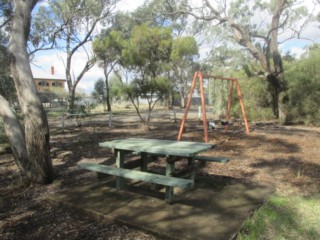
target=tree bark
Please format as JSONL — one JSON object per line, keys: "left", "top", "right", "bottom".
{"left": 180, "top": 89, "right": 186, "bottom": 108}
{"left": 103, "top": 61, "right": 112, "bottom": 112}
{"left": 0, "top": 96, "right": 31, "bottom": 179}
{"left": 6, "top": 0, "right": 54, "bottom": 184}
{"left": 268, "top": 0, "right": 288, "bottom": 123}
{"left": 178, "top": 66, "right": 186, "bottom": 108}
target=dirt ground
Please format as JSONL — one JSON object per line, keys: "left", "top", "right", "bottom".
{"left": 1, "top": 112, "right": 320, "bottom": 240}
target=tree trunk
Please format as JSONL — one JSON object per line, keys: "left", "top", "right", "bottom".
{"left": 268, "top": 0, "right": 289, "bottom": 123}
{"left": 6, "top": 0, "right": 54, "bottom": 184}
{"left": 266, "top": 73, "right": 288, "bottom": 123}
{"left": 104, "top": 65, "right": 112, "bottom": 112}
{"left": 0, "top": 96, "right": 31, "bottom": 179}
{"left": 106, "top": 84, "right": 112, "bottom": 112}
{"left": 177, "top": 66, "right": 186, "bottom": 108}
{"left": 180, "top": 90, "right": 186, "bottom": 108}
{"left": 167, "top": 91, "right": 173, "bottom": 110}
{"left": 68, "top": 86, "right": 77, "bottom": 114}
{"left": 278, "top": 91, "right": 289, "bottom": 124}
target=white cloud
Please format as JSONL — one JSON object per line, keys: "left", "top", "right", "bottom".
{"left": 116, "top": 0, "right": 145, "bottom": 12}
{"left": 289, "top": 46, "right": 307, "bottom": 58}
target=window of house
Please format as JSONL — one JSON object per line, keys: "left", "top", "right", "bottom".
{"left": 52, "top": 82, "right": 62, "bottom": 87}
{"left": 38, "top": 81, "right": 49, "bottom": 86}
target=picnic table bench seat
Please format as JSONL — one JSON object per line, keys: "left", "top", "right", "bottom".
{"left": 78, "top": 163, "right": 193, "bottom": 202}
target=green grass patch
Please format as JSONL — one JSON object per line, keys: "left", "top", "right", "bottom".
{"left": 238, "top": 194, "right": 320, "bottom": 240}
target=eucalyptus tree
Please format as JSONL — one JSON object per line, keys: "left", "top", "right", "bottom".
{"left": 40, "top": 0, "right": 120, "bottom": 113}
{"left": 91, "top": 78, "right": 106, "bottom": 110}
{"left": 170, "top": 36, "right": 198, "bottom": 108}
{"left": 110, "top": 24, "right": 172, "bottom": 126}
{"left": 172, "top": 0, "right": 317, "bottom": 123}
{"left": 93, "top": 30, "right": 126, "bottom": 111}
{"left": 132, "top": 0, "right": 190, "bottom": 34}
{"left": 131, "top": 0, "right": 200, "bottom": 109}
{"left": 0, "top": 0, "right": 54, "bottom": 184}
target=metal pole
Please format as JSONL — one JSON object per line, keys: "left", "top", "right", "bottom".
{"left": 235, "top": 78, "right": 250, "bottom": 134}
{"left": 199, "top": 72, "right": 208, "bottom": 142}
{"left": 225, "top": 80, "right": 234, "bottom": 133}
{"left": 178, "top": 71, "right": 199, "bottom": 141}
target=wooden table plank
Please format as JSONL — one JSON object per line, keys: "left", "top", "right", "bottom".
{"left": 79, "top": 163, "right": 193, "bottom": 189}
{"left": 99, "top": 138, "right": 214, "bottom": 157}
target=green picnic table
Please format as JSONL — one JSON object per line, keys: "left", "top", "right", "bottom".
{"left": 79, "top": 138, "right": 229, "bottom": 203}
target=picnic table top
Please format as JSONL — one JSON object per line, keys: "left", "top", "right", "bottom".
{"left": 99, "top": 138, "right": 214, "bottom": 157}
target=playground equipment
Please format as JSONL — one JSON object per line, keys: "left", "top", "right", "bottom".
{"left": 177, "top": 71, "right": 250, "bottom": 142}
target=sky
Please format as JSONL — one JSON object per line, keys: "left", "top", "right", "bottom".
{"left": 31, "top": 0, "right": 320, "bottom": 94}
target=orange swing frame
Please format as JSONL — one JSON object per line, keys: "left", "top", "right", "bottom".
{"left": 177, "top": 71, "right": 250, "bottom": 142}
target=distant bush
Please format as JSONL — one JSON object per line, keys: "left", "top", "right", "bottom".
{"left": 230, "top": 73, "right": 274, "bottom": 122}
{"left": 286, "top": 44, "right": 320, "bottom": 126}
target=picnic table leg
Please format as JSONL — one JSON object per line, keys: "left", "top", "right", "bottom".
{"left": 188, "top": 157, "right": 196, "bottom": 188}
{"left": 165, "top": 157, "right": 175, "bottom": 203}
{"left": 115, "top": 149, "right": 125, "bottom": 190}
{"left": 140, "top": 152, "right": 148, "bottom": 172}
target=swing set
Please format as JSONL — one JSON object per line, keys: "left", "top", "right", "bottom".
{"left": 177, "top": 71, "right": 250, "bottom": 143}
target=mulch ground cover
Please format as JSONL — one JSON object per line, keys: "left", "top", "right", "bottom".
{"left": 1, "top": 115, "right": 319, "bottom": 239}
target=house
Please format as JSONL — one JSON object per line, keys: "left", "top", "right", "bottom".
{"left": 32, "top": 66, "right": 67, "bottom": 107}
{"left": 33, "top": 66, "right": 66, "bottom": 92}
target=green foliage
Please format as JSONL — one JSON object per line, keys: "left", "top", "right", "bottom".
{"left": 237, "top": 74, "right": 274, "bottom": 121}
{"left": 91, "top": 78, "right": 105, "bottom": 104}
{"left": 122, "top": 76, "right": 170, "bottom": 102}
{"left": 286, "top": 44, "right": 320, "bottom": 125}
{"left": 121, "top": 24, "right": 172, "bottom": 74}
{"left": 208, "top": 43, "right": 320, "bottom": 124}
{"left": 168, "top": 36, "right": 199, "bottom": 108}
{"left": 207, "top": 63, "right": 274, "bottom": 121}
{"left": 132, "top": 0, "right": 189, "bottom": 33}
{"left": 208, "top": 79, "right": 230, "bottom": 119}
{"left": 30, "top": 5, "right": 57, "bottom": 51}
{"left": 92, "top": 76, "right": 124, "bottom": 104}
{"left": 108, "top": 12, "right": 136, "bottom": 38}
{"left": 109, "top": 75, "right": 124, "bottom": 101}
{"left": 170, "top": 36, "right": 198, "bottom": 61}
{"left": 93, "top": 30, "right": 125, "bottom": 63}
{"left": 68, "top": 94, "right": 96, "bottom": 115}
